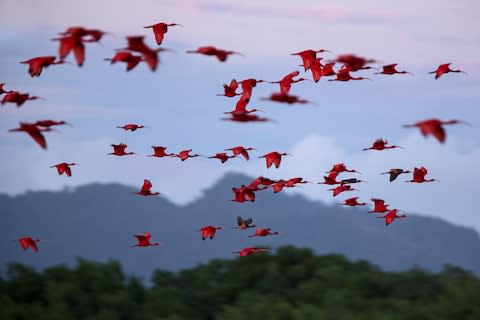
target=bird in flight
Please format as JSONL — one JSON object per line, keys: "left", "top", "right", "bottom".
{"left": 291, "top": 49, "right": 331, "bottom": 71}
{"left": 327, "top": 163, "right": 360, "bottom": 174}
{"left": 249, "top": 228, "right": 280, "bottom": 237}
{"left": 261, "top": 93, "right": 311, "bottom": 105}
{"left": 217, "top": 79, "right": 241, "bottom": 97}
{"left": 16, "top": 237, "right": 42, "bottom": 253}
{"left": 368, "top": 198, "right": 390, "bottom": 213}
{"left": 105, "top": 51, "right": 144, "bottom": 72}
{"left": 377, "top": 209, "right": 407, "bottom": 225}
{"left": 186, "top": 46, "right": 243, "bottom": 62}
{"left": 328, "top": 185, "right": 357, "bottom": 197}
{"left": 117, "top": 124, "right": 147, "bottom": 132}
{"left": 380, "top": 168, "right": 411, "bottom": 182}
{"left": 50, "top": 162, "right": 78, "bottom": 177}
{"left": 233, "top": 216, "right": 256, "bottom": 230}
{"left": 198, "top": 226, "right": 223, "bottom": 240}
{"left": 134, "top": 179, "right": 161, "bottom": 196}
{"left": 132, "top": 232, "right": 161, "bottom": 247}
{"left": 8, "top": 122, "right": 53, "bottom": 149}
{"left": 108, "top": 143, "right": 135, "bottom": 156}
{"left": 429, "top": 63, "right": 467, "bottom": 79}
{"left": 208, "top": 152, "right": 236, "bottom": 163}
{"left": 144, "top": 22, "right": 182, "bottom": 45}
{"left": 233, "top": 247, "right": 268, "bottom": 257}
{"left": 334, "top": 53, "right": 377, "bottom": 72}
{"left": 20, "top": 56, "right": 65, "bottom": 77}
{"left": 328, "top": 65, "right": 371, "bottom": 82}
{"left": 403, "top": 118, "right": 470, "bottom": 144}
{"left": 1, "top": 91, "right": 42, "bottom": 107}
{"left": 33, "top": 120, "right": 72, "bottom": 128}
{"left": 171, "top": 149, "right": 202, "bottom": 161}
{"left": 363, "top": 138, "right": 403, "bottom": 151}
{"left": 224, "top": 146, "right": 255, "bottom": 160}
{"left": 269, "top": 70, "right": 309, "bottom": 94}
{"left": 341, "top": 197, "right": 366, "bottom": 206}
{"left": 148, "top": 146, "right": 174, "bottom": 158}
{"left": 405, "top": 167, "right": 438, "bottom": 183}
{"left": 374, "top": 64, "right": 412, "bottom": 76}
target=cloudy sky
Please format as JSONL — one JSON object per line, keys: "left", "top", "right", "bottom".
{"left": 1, "top": 0, "right": 479, "bottom": 231}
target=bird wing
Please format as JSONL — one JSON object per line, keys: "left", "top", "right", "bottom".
{"left": 431, "top": 125, "right": 446, "bottom": 143}
{"left": 389, "top": 171, "right": 400, "bottom": 182}
{"left": 141, "top": 180, "right": 152, "bottom": 193}
{"left": 152, "top": 24, "right": 167, "bottom": 45}
{"left": 73, "top": 42, "right": 85, "bottom": 66}
{"left": 65, "top": 166, "right": 72, "bottom": 177}
{"left": 27, "top": 129, "right": 47, "bottom": 149}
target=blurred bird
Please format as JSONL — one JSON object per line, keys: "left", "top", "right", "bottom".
{"left": 429, "top": 63, "right": 467, "bottom": 79}
{"left": 405, "top": 167, "right": 438, "bottom": 183}
{"left": 134, "top": 179, "right": 161, "bottom": 196}
{"left": 403, "top": 118, "right": 470, "bottom": 144}
{"left": 132, "top": 232, "right": 161, "bottom": 247}
{"left": 50, "top": 162, "right": 78, "bottom": 177}
{"left": 380, "top": 168, "right": 411, "bottom": 182}
{"left": 144, "top": 22, "right": 182, "bottom": 45}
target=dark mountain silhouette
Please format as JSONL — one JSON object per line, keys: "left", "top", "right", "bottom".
{"left": 1, "top": 172, "right": 480, "bottom": 281}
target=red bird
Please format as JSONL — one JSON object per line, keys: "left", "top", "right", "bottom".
{"left": 403, "top": 118, "right": 469, "bottom": 144}
{"left": 208, "top": 152, "right": 236, "bottom": 163}
{"left": 307, "top": 58, "right": 328, "bottom": 82}
{"left": 1, "top": 91, "right": 42, "bottom": 107}
{"left": 224, "top": 95, "right": 263, "bottom": 117}
{"left": 249, "top": 228, "right": 279, "bottom": 237}
{"left": 363, "top": 138, "right": 403, "bottom": 151}
{"left": 231, "top": 185, "right": 257, "bottom": 202}
{"left": 405, "top": 167, "right": 438, "bottom": 183}
{"left": 172, "top": 149, "right": 202, "bottom": 161}
{"left": 261, "top": 93, "right": 311, "bottom": 105}
{"left": 374, "top": 64, "right": 412, "bottom": 76}
{"left": 318, "top": 171, "right": 341, "bottom": 185}
{"left": 339, "top": 178, "right": 365, "bottom": 185}
{"left": 238, "top": 78, "right": 266, "bottom": 101}
{"left": 247, "top": 176, "right": 276, "bottom": 190}
{"left": 198, "top": 226, "right": 223, "bottom": 240}
{"left": 16, "top": 237, "right": 41, "bottom": 253}
{"left": 117, "top": 124, "right": 147, "bottom": 131}
{"left": 117, "top": 36, "right": 171, "bottom": 71}
{"left": 368, "top": 198, "right": 389, "bottom": 213}
{"left": 429, "top": 63, "right": 467, "bottom": 79}
{"left": 225, "top": 146, "right": 255, "bottom": 160}
{"left": 217, "top": 79, "right": 241, "bottom": 97}
{"left": 291, "top": 49, "right": 331, "bottom": 71}
{"left": 132, "top": 232, "right": 161, "bottom": 247}
{"left": 50, "top": 162, "right": 78, "bottom": 177}
{"left": 271, "top": 180, "right": 288, "bottom": 193}
{"left": 139, "top": 47, "right": 172, "bottom": 72}
{"left": 135, "top": 179, "right": 161, "bottom": 196}
{"left": 148, "top": 146, "right": 174, "bottom": 157}
{"left": 334, "top": 54, "right": 377, "bottom": 72}
{"left": 341, "top": 197, "right": 366, "bottom": 206}
{"left": 34, "top": 120, "right": 72, "bottom": 128}
{"left": 259, "top": 151, "right": 291, "bottom": 169}
{"left": 328, "top": 66, "right": 371, "bottom": 82}
{"left": 144, "top": 22, "right": 182, "bottom": 45}
{"left": 233, "top": 247, "right": 268, "bottom": 257}
{"left": 222, "top": 113, "right": 272, "bottom": 123}
{"left": 20, "top": 56, "right": 64, "bottom": 77}
{"left": 8, "top": 122, "right": 53, "bottom": 149}
{"left": 51, "top": 35, "right": 86, "bottom": 67}
{"left": 321, "top": 62, "right": 337, "bottom": 76}
{"left": 377, "top": 209, "right": 407, "bottom": 225}
{"left": 328, "top": 163, "right": 360, "bottom": 174}
{"left": 186, "top": 46, "right": 243, "bottom": 62}
{"left": 105, "top": 51, "right": 143, "bottom": 72}
{"left": 328, "top": 185, "right": 357, "bottom": 197}
{"left": 269, "top": 70, "right": 309, "bottom": 94}
{"left": 285, "top": 177, "right": 311, "bottom": 187}
{"left": 108, "top": 143, "right": 135, "bottom": 156}
{"left": 233, "top": 216, "right": 256, "bottom": 230}
{"left": 380, "top": 168, "right": 411, "bottom": 182}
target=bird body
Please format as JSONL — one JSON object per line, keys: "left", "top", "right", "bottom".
{"left": 199, "top": 226, "right": 223, "bottom": 240}
{"left": 406, "top": 167, "right": 438, "bottom": 183}
{"left": 144, "top": 22, "right": 181, "bottom": 45}
{"left": 249, "top": 228, "right": 279, "bottom": 237}
{"left": 109, "top": 143, "right": 135, "bottom": 156}
{"left": 20, "top": 56, "right": 64, "bottom": 77}
{"left": 380, "top": 168, "right": 411, "bottom": 182}
{"left": 135, "top": 179, "right": 161, "bottom": 196}
{"left": 17, "top": 237, "right": 41, "bottom": 252}
{"left": 234, "top": 216, "right": 256, "bottom": 230}
{"left": 132, "top": 232, "right": 161, "bottom": 247}
{"left": 403, "top": 118, "right": 469, "bottom": 143}
{"left": 50, "top": 162, "right": 78, "bottom": 177}
{"left": 378, "top": 209, "right": 407, "bottom": 225}
{"left": 186, "top": 46, "right": 242, "bottom": 62}
{"left": 429, "top": 63, "right": 466, "bottom": 79}
{"left": 369, "top": 198, "right": 389, "bottom": 213}
{"left": 342, "top": 197, "right": 366, "bottom": 206}
{"left": 363, "top": 138, "right": 402, "bottom": 151}
{"left": 259, "top": 151, "right": 290, "bottom": 169}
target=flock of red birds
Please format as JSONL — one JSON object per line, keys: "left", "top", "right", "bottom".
{"left": 3, "top": 21, "right": 470, "bottom": 257}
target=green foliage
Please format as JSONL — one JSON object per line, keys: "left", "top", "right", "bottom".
{"left": 1, "top": 247, "right": 479, "bottom": 320}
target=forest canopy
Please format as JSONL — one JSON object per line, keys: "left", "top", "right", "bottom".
{"left": 1, "top": 246, "right": 479, "bottom": 320}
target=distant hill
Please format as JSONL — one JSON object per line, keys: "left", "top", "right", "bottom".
{"left": 1, "top": 172, "right": 480, "bottom": 281}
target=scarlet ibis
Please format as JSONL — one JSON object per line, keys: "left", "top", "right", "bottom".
{"left": 144, "top": 22, "right": 182, "bottom": 45}
{"left": 380, "top": 168, "right": 411, "bottom": 182}
{"left": 377, "top": 209, "right": 407, "bottom": 225}
{"left": 105, "top": 51, "right": 143, "bottom": 72}
{"left": 374, "top": 64, "right": 412, "bottom": 76}
{"left": 225, "top": 146, "right": 255, "bottom": 160}
{"left": 308, "top": 58, "right": 326, "bottom": 82}
{"left": 249, "top": 228, "right": 279, "bottom": 237}
{"left": 233, "top": 247, "right": 268, "bottom": 257}
{"left": 34, "top": 120, "right": 72, "bottom": 128}
{"left": 50, "top": 162, "right": 78, "bottom": 177}
{"left": 261, "top": 93, "right": 311, "bottom": 105}
{"left": 198, "top": 226, "right": 223, "bottom": 240}
{"left": 368, "top": 198, "right": 389, "bottom": 213}
{"left": 321, "top": 62, "right": 337, "bottom": 76}
{"left": 108, "top": 143, "right": 135, "bottom": 156}
{"left": 271, "top": 180, "right": 288, "bottom": 193}
{"left": 429, "top": 63, "right": 467, "bottom": 79}
{"left": 259, "top": 151, "right": 291, "bottom": 169}
{"left": 1, "top": 91, "right": 42, "bottom": 107}
{"left": 135, "top": 179, "right": 161, "bottom": 196}
{"left": 186, "top": 46, "right": 243, "bottom": 62}
{"left": 405, "top": 167, "right": 438, "bottom": 183}
{"left": 231, "top": 185, "right": 256, "bottom": 202}
{"left": 82, "top": 29, "right": 112, "bottom": 42}
{"left": 363, "top": 138, "right": 403, "bottom": 151}
{"left": 118, "top": 36, "right": 151, "bottom": 53}
{"left": 171, "top": 149, "right": 202, "bottom": 161}
{"left": 148, "top": 146, "right": 174, "bottom": 157}
{"left": 247, "top": 176, "right": 276, "bottom": 190}
{"left": 20, "top": 56, "right": 64, "bottom": 77}
{"left": 208, "top": 152, "right": 236, "bottom": 163}
{"left": 328, "top": 185, "right": 357, "bottom": 197}
{"left": 225, "top": 96, "right": 263, "bottom": 117}
{"left": 328, "top": 66, "right": 371, "bottom": 82}
{"left": 217, "top": 79, "right": 241, "bottom": 97}
{"left": 132, "top": 232, "right": 161, "bottom": 247}
{"left": 285, "top": 177, "right": 311, "bottom": 187}
{"left": 403, "top": 118, "right": 470, "bottom": 144}
{"left": 341, "top": 197, "right": 366, "bottom": 206}
{"left": 328, "top": 163, "right": 360, "bottom": 174}
{"left": 51, "top": 35, "right": 86, "bottom": 66}
{"left": 16, "top": 237, "right": 41, "bottom": 252}
{"left": 233, "top": 216, "right": 256, "bottom": 230}
{"left": 291, "top": 49, "right": 331, "bottom": 71}
{"left": 318, "top": 171, "right": 340, "bottom": 185}
{"left": 269, "top": 70, "right": 309, "bottom": 94}
{"left": 222, "top": 113, "right": 272, "bottom": 123}
{"left": 140, "top": 47, "right": 172, "bottom": 72}
{"left": 117, "top": 124, "right": 147, "bottom": 131}
{"left": 8, "top": 122, "right": 52, "bottom": 149}
{"left": 237, "top": 78, "right": 266, "bottom": 103}
{"left": 334, "top": 54, "right": 377, "bottom": 72}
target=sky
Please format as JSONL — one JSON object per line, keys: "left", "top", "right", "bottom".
{"left": 1, "top": 0, "right": 479, "bottom": 232}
